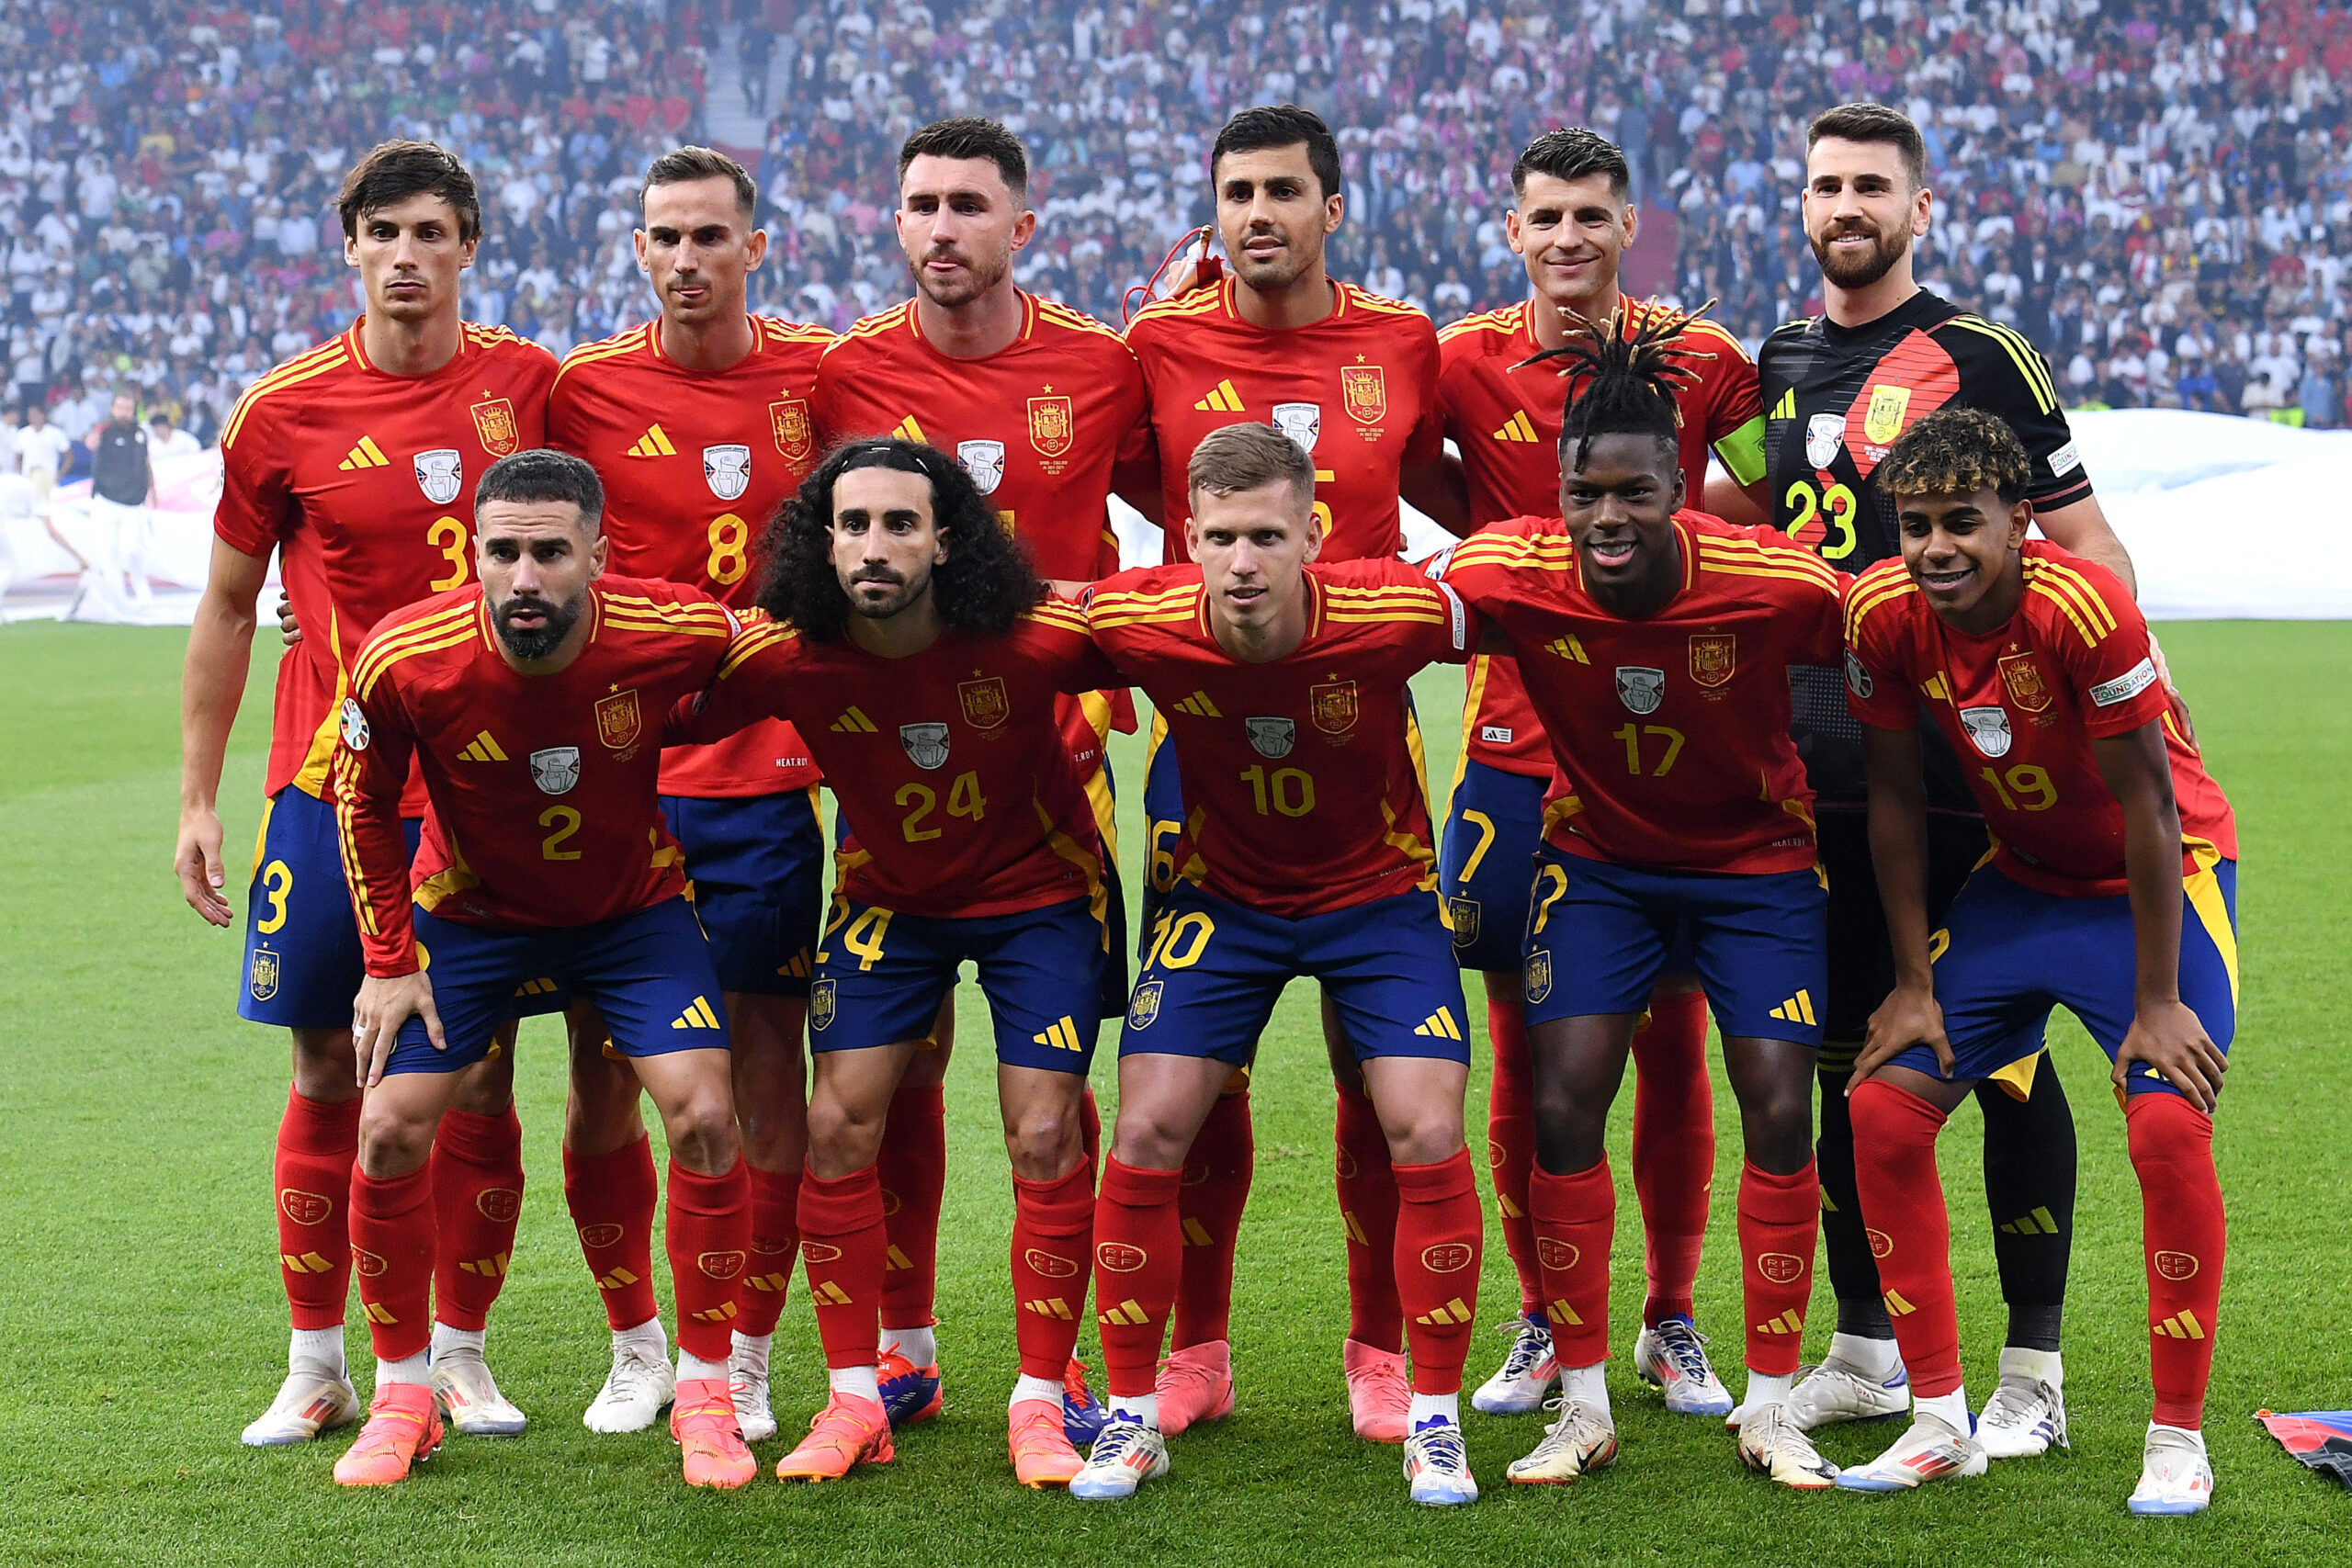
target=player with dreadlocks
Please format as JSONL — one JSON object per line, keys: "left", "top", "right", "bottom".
{"left": 1439, "top": 313, "right": 1849, "bottom": 1491}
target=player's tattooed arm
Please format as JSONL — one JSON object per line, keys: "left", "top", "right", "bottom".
{"left": 2094, "top": 721, "right": 2226, "bottom": 1112}
{"left": 1851, "top": 720, "right": 1951, "bottom": 1086}
{"left": 176, "top": 538, "right": 272, "bottom": 926}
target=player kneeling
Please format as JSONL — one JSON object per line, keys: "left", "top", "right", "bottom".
{"left": 1070, "top": 423, "right": 1487, "bottom": 1507}
{"left": 329, "top": 452, "right": 755, "bottom": 1490}
{"left": 1838, "top": 410, "right": 2236, "bottom": 1515}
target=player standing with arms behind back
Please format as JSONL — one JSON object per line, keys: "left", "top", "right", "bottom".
{"left": 1758, "top": 103, "right": 2139, "bottom": 1449}
{"left": 175, "top": 141, "right": 556, "bottom": 1449}
{"left": 1122, "top": 103, "right": 1464, "bottom": 1444}
{"left": 1434, "top": 127, "right": 1767, "bottom": 1419}
{"left": 548, "top": 145, "right": 834, "bottom": 1443}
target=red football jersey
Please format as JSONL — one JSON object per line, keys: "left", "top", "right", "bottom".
{"left": 674, "top": 601, "right": 1120, "bottom": 919}
{"left": 1441, "top": 513, "right": 1843, "bottom": 874}
{"left": 331, "top": 577, "right": 739, "bottom": 976}
{"left": 809, "top": 290, "right": 1153, "bottom": 580}
{"left": 1084, "top": 558, "right": 1474, "bottom": 918}
{"left": 1125, "top": 277, "right": 1443, "bottom": 563}
{"left": 216, "top": 320, "right": 558, "bottom": 815}
{"left": 1844, "top": 541, "right": 2236, "bottom": 897}
{"left": 1438, "top": 299, "right": 1765, "bottom": 776}
{"left": 548, "top": 315, "right": 834, "bottom": 798}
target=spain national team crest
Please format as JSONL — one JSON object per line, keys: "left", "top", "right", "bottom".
{"left": 1340, "top": 365, "right": 1387, "bottom": 424}
{"left": 1127, "top": 980, "right": 1162, "bottom": 1031}
{"left": 809, "top": 978, "right": 836, "bottom": 1032}
{"left": 248, "top": 944, "right": 280, "bottom": 1002}
{"left": 1615, "top": 666, "right": 1666, "bottom": 715}
{"left": 770, "top": 397, "right": 813, "bottom": 463}
{"left": 956, "top": 439, "right": 1006, "bottom": 496}
{"left": 279, "top": 1187, "right": 332, "bottom": 1226}
{"left": 1245, "top": 716, "right": 1295, "bottom": 758}
{"left": 1272, "top": 400, "right": 1322, "bottom": 453}
{"left": 900, "top": 722, "right": 950, "bottom": 770}
{"left": 1308, "top": 680, "right": 1358, "bottom": 735}
{"left": 1447, "top": 896, "right": 1481, "bottom": 948}
{"left": 703, "top": 444, "right": 752, "bottom": 502}
{"left": 413, "top": 448, "right": 463, "bottom": 506}
{"left": 1524, "top": 948, "right": 1553, "bottom": 1004}
{"left": 697, "top": 1250, "right": 747, "bottom": 1280}
{"left": 1027, "top": 394, "right": 1074, "bottom": 458}
{"left": 1998, "top": 652, "right": 2053, "bottom": 712}
{"left": 1863, "top": 383, "right": 1912, "bottom": 446}
{"left": 594, "top": 690, "right": 642, "bottom": 750}
{"left": 958, "top": 676, "right": 1010, "bottom": 730}
{"left": 1689, "top": 634, "right": 1736, "bottom": 689}
{"left": 529, "top": 745, "right": 581, "bottom": 795}
{"left": 1960, "top": 705, "right": 2014, "bottom": 758}
{"left": 470, "top": 398, "right": 520, "bottom": 457}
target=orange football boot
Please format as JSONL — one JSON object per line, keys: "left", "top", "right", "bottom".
{"left": 1008, "top": 1398, "right": 1084, "bottom": 1489}
{"left": 672, "top": 1377, "right": 757, "bottom": 1489}
{"left": 331, "top": 1383, "right": 443, "bottom": 1487}
{"left": 1344, "top": 1338, "right": 1411, "bottom": 1443}
{"left": 1154, "top": 1339, "right": 1236, "bottom": 1437}
{"left": 775, "top": 1390, "right": 895, "bottom": 1483}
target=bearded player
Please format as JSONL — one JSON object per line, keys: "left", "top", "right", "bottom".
{"left": 328, "top": 450, "right": 754, "bottom": 1490}
{"left": 1072, "top": 423, "right": 1484, "bottom": 1506}
{"left": 808, "top": 118, "right": 1153, "bottom": 1433}
{"left": 175, "top": 141, "right": 557, "bottom": 1448}
{"left": 548, "top": 145, "right": 835, "bottom": 1442}
{"left": 673, "top": 439, "right": 1121, "bottom": 1488}
{"left": 1440, "top": 321, "right": 1844, "bottom": 1491}
{"left": 1123, "top": 102, "right": 1465, "bottom": 1443}
{"left": 1436, "top": 128, "right": 1768, "bottom": 1419}
{"left": 1839, "top": 411, "right": 2235, "bottom": 1514}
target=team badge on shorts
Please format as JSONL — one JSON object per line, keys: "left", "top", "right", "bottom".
{"left": 1804, "top": 412, "right": 1844, "bottom": 468}
{"left": 340, "top": 697, "right": 370, "bottom": 750}
{"left": 1615, "top": 666, "right": 1665, "bottom": 715}
{"left": 1126, "top": 980, "right": 1162, "bottom": 1030}
{"left": 1998, "top": 652, "right": 2052, "bottom": 712}
{"left": 248, "top": 944, "right": 281, "bottom": 1002}
{"left": 958, "top": 677, "right": 1010, "bottom": 730}
{"left": 1689, "top": 634, "right": 1736, "bottom": 688}
{"left": 1340, "top": 366, "right": 1388, "bottom": 425}
{"left": 1272, "top": 401, "right": 1322, "bottom": 453}
{"left": 1246, "top": 716, "right": 1295, "bottom": 758}
{"left": 1027, "top": 395, "right": 1075, "bottom": 458}
{"left": 470, "top": 398, "right": 521, "bottom": 457}
{"left": 413, "top": 448, "right": 463, "bottom": 505}
{"left": 1524, "top": 949, "right": 1553, "bottom": 1003}
{"left": 899, "top": 722, "right": 950, "bottom": 770}
{"left": 1309, "top": 680, "right": 1358, "bottom": 735}
{"left": 1447, "top": 896, "right": 1481, "bottom": 948}
{"left": 770, "top": 398, "right": 814, "bottom": 463}
{"left": 1959, "top": 705, "right": 2013, "bottom": 758}
{"left": 703, "top": 444, "right": 752, "bottom": 501}
{"left": 809, "top": 979, "right": 836, "bottom": 1032}
{"left": 956, "top": 440, "right": 1006, "bottom": 496}
{"left": 594, "top": 690, "right": 642, "bottom": 750}
{"left": 529, "top": 746, "right": 582, "bottom": 795}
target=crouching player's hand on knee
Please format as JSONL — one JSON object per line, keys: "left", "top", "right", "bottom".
{"left": 354, "top": 971, "right": 444, "bottom": 1089}
{"left": 2113, "top": 1001, "right": 2225, "bottom": 1113}
{"left": 1850, "top": 983, "right": 1951, "bottom": 1089}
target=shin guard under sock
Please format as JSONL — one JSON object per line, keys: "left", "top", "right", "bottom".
{"left": 1170, "top": 1089, "right": 1252, "bottom": 1349}
{"left": 2126, "top": 1093, "right": 2225, "bottom": 1428}
{"left": 429, "top": 1104, "right": 524, "bottom": 1333}
{"left": 1849, "top": 1081, "right": 1962, "bottom": 1398}
{"left": 1484, "top": 987, "right": 1542, "bottom": 1318}
{"left": 563, "top": 1135, "right": 661, "bottom": 1330}
{"left": 735, "top": 1162, "right": 802, "bottom": 1337}
{"left": 1527, "top": 1160, "right": 1615, "bottom": 1369}
{"left": 1335, "top": 1080, "right": 1403, "bottom": 1353}
{"left": 275, "top": 1089, "right": 361, "bottom": 1331}
{"left": 1393, "top": 1150, "right": 1482, "bottom": 1394}
{"left": 1630, "top": 988, "right": 1713, "bottom": 1325}
{"left": 877, "top": 1082, "right": 946, "bottom": 1333}
{"left": 1095, "top": 1158, "right": 1184, "bottom": 1399}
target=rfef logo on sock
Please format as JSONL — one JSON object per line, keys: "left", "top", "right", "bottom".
{"left": 1420, "top": 1243, "right": 1475, "bottom": 1273}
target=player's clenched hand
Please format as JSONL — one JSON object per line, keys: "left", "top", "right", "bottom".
{"left": 353, "top": 971, "right": 443, "bottom": 1089}
{"left": 2148, "top": 632, "right": 2194, "bottom": 744}
{"left": 175, "top": 806, "right": 232, "bottom": 926}
{"left": 1849, "top": 983, "right": 1951, "bottom": 1089}
{"left": 277, "top": 591, "right": 302, "bottom": 648}
{"left": 2114, "top": 999, "right": 2226, "bottom": 1113}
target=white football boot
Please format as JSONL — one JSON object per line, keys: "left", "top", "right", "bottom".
{"left": 2127, "top": 1424, "right": 2213, "bottom": 1516}
{"left": 1976, "top": 1348, "right": 2068, "bottom": 1460}
{"left": 1837, "top": 1409, "right": 1988, "bottom": 1492}
{"left": 1505, "top": 1397, "right": 1619, "bottom": 1484}
{"left": 430, "top": 1345, "right": 528, "bottom": 1436}
{"left": 1472, "top": 1314, "right": 1558, "bottom": 1416}
{"left": 241, "top": 1365, "right": 362, "bottom": 1447}
{"left": 582, "top": 1334, "right": 676, "bottom": 1434}
{"left": 1735, "top": 1403, "right": 1841, "bottom": 1489}
{"left": 1634, "top": 1315, "right": 1734, "bottom": 1416}
{"left": 1403, "top": 1415, "right": 1479, "bottom": 1506}
{"left": 1069, "top": 1416, "right": 1170, "bottom": 1501}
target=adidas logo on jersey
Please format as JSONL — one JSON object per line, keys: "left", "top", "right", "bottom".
{"left": 831, "top": 706, "right": 878, "bottom": 734}
{"left": 1413, "top": 1007, "right": 1464, "bottom": 1040}
{"left": 337, "top": 436, "right": 390, "bottom": 470}
{"left": 1999, "top": 1206, "right": 2062, "bottom": 1236}
{"left": 627, "top": 424, "right": 678, "bottom": 457}
{"left": 1032, "top": 1016, "right": 1084, "bottom": 1053}
{"left": 892, "top": 416, "right": 926, "bottom": 443}
{"left": 457, "top": 730, "right": 508, "bottom": 762}
{"left": 1491, "top": 411, "right": 1540, "bottom": 443}
{"left": 671, "top": 997, "right": 721, "bottom": 1030}
{"left": 1770, "top": 388, "right": 1797, "bottom": 420}
{"left": 1171, "top": 691, "right": 1222, "bottom": 718}
{"left": 1768, "top": 989, "right": 1817, "bottom": 1026}
{"left": 1194, "top": 379, "right": 1244, "bottom": 413}
{"left": 1544, "top": 634, "right": 1589, "bottom": 664}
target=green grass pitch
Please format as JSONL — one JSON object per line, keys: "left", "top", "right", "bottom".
{"left": 1, "top": 620, "right": 2346, "bottom": 1565}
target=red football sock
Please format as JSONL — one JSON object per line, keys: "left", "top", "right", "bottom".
{"left": 666, "top": 1158, "right": 752, "bottom": 1363}
{"left": 1080, "top": 1087, "right": 1102, "bottom": 1178}
{"left": 275, "top": 1088, "right": 360, "bottom": 1330}
{"left": 1528, "top": 1159, "right": 1615, "bottom": 1368}
{"left": 1170, "top": 1088, "right": 1252, "bottom": 1350}
{"left": 563, "top": 1135, "right": 661, "bottom": 1331}
{"left": 1012, "top": 1164, "right": 1096, "bottom": 1379}
{"left": 1484, "top": 987, "right": 1542, "bottom": 1318}
{"left": 1849, "top": 1081, "right": 1962, "bottom": 1398}
{"left": 1736, "top": 1159, "right": 1818, "bottom": 1375}
{"left": 798, "top": 1163, "right": 888, "bottom": 1371}
{"left": 429, "top": 1105, "right": 523, "bottom": 1333}
{"left": 2127, "top": 1094, "right": 2226, "bottom": 1428}
{"left": 1094, "top": 1158, "right": 1183, "bottom": 1399}
{"left": 735, "top": 1162, "right": 802, "bottom": 1337}
{"left": 1335, "top": 1079, "right": 1404, "bottom": 1353}
{"left": 877, "top": 1082, "right": 945, "bottom": 1334}
{"left": 349, "top": 1164, "right": 435, "bottom": 1363}
{"left": 1393, "top": 1150, "right": 1483, "bottom": 1394}
{"left": 1631, "top": 988, "right": 1713, "bottom": 1325}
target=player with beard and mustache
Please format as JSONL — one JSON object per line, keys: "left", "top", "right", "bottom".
{"left": 1752, "top": 102, "right": 2138, "bottom": 1457}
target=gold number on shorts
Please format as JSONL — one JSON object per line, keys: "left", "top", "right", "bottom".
{"left": 1529, "top": 863, "right": 1570, "bottom": 936}
{"left": 538, "top": 805, "right": 582, "bottom": 861}
{"left": 426, "top": 516, "right": 469, "bottom": 591}
{"left": 839, "top": 907, "right": 893, "bottom": 972}
{"left": 1144, "top": 910, "right": 1216, "bottom": 971}
{"left": 256, "top": 859, "right": 292, "bottom": 933}
{"left": 1455, "top": 808, "right": 1498, "bottom": 884}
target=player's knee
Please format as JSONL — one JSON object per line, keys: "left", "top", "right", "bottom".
{"left": 355, "top": 1100, "right": 436, "bottom": 1179}
{"left": 1004, "top": 1100, "right": 1084, "bottom": 1180}
{"left": 448, "top": 1050, "right": 514, "bottom": 1117}
{"left": 288, "top": 1028, "right": 358, "bottom": 1101}
{"left": 804, "top": 1088, "right": 887, "bottom": 1168}
{"left": 662, "top": 1092, "right": 741, "bottom": 1173}
{"left": 1110, "top": 1101, "right": 1197, "bottom": 1172}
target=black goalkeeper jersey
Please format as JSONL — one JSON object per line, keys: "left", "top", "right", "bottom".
{"left": 1759, "top": 288, "right": 2096, "bottom": 808}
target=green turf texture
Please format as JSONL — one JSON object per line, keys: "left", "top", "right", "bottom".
{"left": 1, "top": 620, "right": 2346, "bottom": 1565}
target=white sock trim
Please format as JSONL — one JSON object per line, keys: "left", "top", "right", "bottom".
{"left": 1917, "top": 1388, "right": 1971, "bottom": 1432}
{"left": 1107, "top": 1391, "right": 1159, "bottom": 1431}
{"left": 1010, "top": 1373, "right": 1064, "bottom": 1410}
{"left": 430, "top": 1323, "right": 486, "bottom": 1359}
{"left": 1560, "top": 1360, "right": 1611, "bottom": 1418}
{"left": 1407, "top": 1392, "right": 1460, "bottom": 1430}
{"left": 880, "top": 1324, "right": 936, "bottom": 1366}
{"left": 290, "top": 1326, "right": 346, "bottom": 1374}
{"left": 1828, "top": 1331, "right": 1902, "bottom": 1380}
{"left": 678, "top": 1350, "right": 729, "bottom": 1382}
{"left": 377, "top": 1351, "right": 429, "bottom": 1387}
{"left": 829, "top": 1365, "right": 882, "bottom": 1404}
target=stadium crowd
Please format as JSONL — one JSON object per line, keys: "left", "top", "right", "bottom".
{"left": 6, "top": 0, "right": 2352, "bottom": 457}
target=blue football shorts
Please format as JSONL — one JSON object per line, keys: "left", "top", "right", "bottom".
{"left": 662, "top": 786, "right": 825, "bottom": 998}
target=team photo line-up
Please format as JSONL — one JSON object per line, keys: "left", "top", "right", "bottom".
{"left": 172, "top": 97, "right": 2234, "bottom": 1515}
